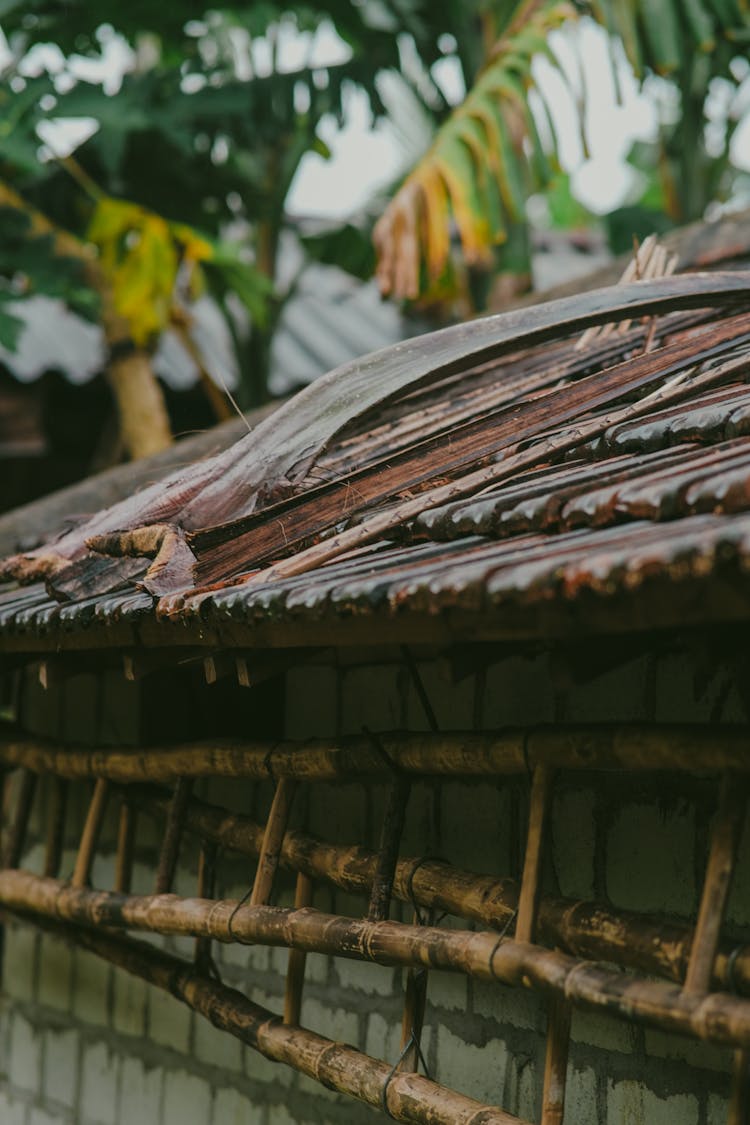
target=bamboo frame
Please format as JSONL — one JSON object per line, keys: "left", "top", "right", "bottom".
{"left": 34, "top": 915, "right": 523, "bottom": 1125}
{"left": 155, "top": 777, "right": 192, "bottom": 894}
{"left": 251, "top": 778, "right": 296, "bottom": 907}
{"left": 6, "top": 870, "right": 750, "bottom": 1051}
{"left": 684, "top": 775, "right": 746, "bottom": 995}
{"left": 72, "top": 778, "right": 109, "bottom": 888}
{"left": 283, "top": 872, "right": 312, "bottom": 1026}
{"left": 5, "top": 724, "right": 750, "bottom": 783}
{"left": 130, "top": 782, "right": 750, "bottom": 997}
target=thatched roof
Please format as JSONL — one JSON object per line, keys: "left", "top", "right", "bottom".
{"left": 3, "top": 214, "right": 750, "bottom": 654}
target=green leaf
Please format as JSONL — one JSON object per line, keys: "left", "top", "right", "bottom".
{"left": 0, "top": 301, "right": 24, "bottom": 351}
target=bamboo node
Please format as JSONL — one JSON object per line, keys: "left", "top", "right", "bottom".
{"left": 227, "top": 888, "right": 255, "bottom": 945}
{"left": 728, "top": 946, "right": 749, "bottom": 995}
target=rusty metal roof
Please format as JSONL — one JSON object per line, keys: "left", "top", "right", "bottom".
{"left": 3, "top": 249, "right": 750, "bottom": 653}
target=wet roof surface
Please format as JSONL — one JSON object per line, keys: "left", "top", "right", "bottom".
{"left": 3, "top": 252, "right": 750, "bottom": 652}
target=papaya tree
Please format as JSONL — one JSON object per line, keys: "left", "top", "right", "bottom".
{"left": 0, "top": 1, "right": 465, "bottom": 453}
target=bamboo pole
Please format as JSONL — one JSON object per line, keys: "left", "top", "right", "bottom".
{"left": 284, "top": 872, "right": 313, "bottom": 1026}
{"left": 2, "top": 769, "right": 36, "bottom": 869}
{"left": 684, "top": 775, "right": 746, "bottom": 995}
{"left": 17, "top": 910, "right": 524, "bottom": 1125}
{"left": 515, "top": 767, "right": 571, "bottom": 1125}
{"left": 155, "top": 778, "right": 193, "bottom": 895}
{"left": 251, "top": 779, "right": 297, "bottom": 907}
{"left": 516, "top": 766, "right": 553, "bottom": 943}
{"left": 368, "top": 772, "right": 411, "bottom": 922}
{"left": 195, "top": 840, "right": 218, "bottom": 974}
{"left": 115, "top": 800, "right": 136, "bottom": 894}
{"left": 8, "top": 871, "right": 750, "bottom": 1051}
{"left": 6, "top": 725, "right": 750, "bottom": 783}
{"left": 132, "top": 783, "right": 750, "bottom": 997}
{"left": 43, "top": 777, "right": 68, "bottom": 879}
{"left": 729, "top": 1049, "right": 750, "bottom": 1125}
{"left": 72, "top": 779, "right": 109, "bottom": 889}
{"left": 541, "top": 998, "right": 571, "bottom": 1125}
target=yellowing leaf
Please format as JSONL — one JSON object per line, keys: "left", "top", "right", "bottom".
{"left": 374, "top": 1, "right": 574, "bottom": 301}
{"left": 87, "top": 196, "right": 213, "bottom": 345}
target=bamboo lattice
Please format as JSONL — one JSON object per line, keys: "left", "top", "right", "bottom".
{"left": 0, "top": 723, "right": 749, "bottom": 1122}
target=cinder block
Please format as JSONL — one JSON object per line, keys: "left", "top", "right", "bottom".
{"left": 339, "top": 664, "right": 405, "bottom": 735}
{"left": 284, "top": 666, "right": 338, "bottom": 739}
{"left": 0, "top": 1088, "right": 28, "bottom": 1125}
{"left": 193, "top": 1012, "right": 243, "bottom": 1071}
{"left": 37, "top": 934, "right": 73, "bottom": 1012}
{"left": 472, "top": 981, "right": 545, "bottom": 1033}
{"left": 147, "top": 987, "right": 191, "bottom": 1054}
{"left": 306, "top": 782, "right": 367, "bottom": 848}
{"left": 72, "top": 950, "right": 111, "bottom": 1027}
{"left": 364, "top": 1011, "right": 402, "bottom": 1064}
{"left": 212, "top": 1088, "right": 261, "bottom": 1125}
{"left": 29, "top": 1109, "right": 62, "bottom": 1125}
{"left": 42, "top": 1026, "right": 79, "bottom": 1109}
{"left": 653, "top": 651, "right": 727, "bottom": 724}
{"left": 118, "top": 1057, "right": 163, "bottom": 1120}
{"left": 424, "top": 970, "right": 467, "bottom": 1014}
{"left": 9, "top": 1011, "right": 41, "bottom": 1093}
{"left": 707, "top": 1092, "right": 729, "bottom": 1123}
{"left": 606, "top": 801, "right": 696, "bottom": 915}
{"left": 606, "top": 1080, "right": 699, "bottom": 1125}
{"left": 563, "top": 656, "right": 651, "bottom": 722}
{"left": 405, "top": 661, "right": 474, "bottom": 731}
{"left": 643, "top": 1029, "right": 732, "bottom": 1074}
{"left": 572, "top": 1009, "right": 637, "bottom": 1055}
{"left": 162, "top": 1068, "right": 213, "bottom": 1125}
{"left": 551, "top": 787, "right": 596, "bottom": 899}
{"left": 439, "top": 780, "right": 510, "bottom": 875}
{"left": 112, "top": 970, "right": 147, "bottom": 1038}
{"left": 2, "top": 924, "right": 38, "bottom": 1002}
{"left": 79, "top": 1040, "right": 118, "bottom": 1125}
{"left": 563, "top": 1066, "right": 599, "bottom": 1125}
{"left": 332, "top": 957, "right": 399, "bottom": 999}
{"left": 298, "top": 998, "right": 360, "bottom": 1047}
{"left": 436, "top": 1024, "right": 508, "bottom": 1105}
{"left": 99, "top": 671, "right": 140, "bottom": 746}
{"left": 62, "top": 673, "right": 100, "bottom": 745}
{"left": 482, "top": 654, "right": 555, "bottom": 727}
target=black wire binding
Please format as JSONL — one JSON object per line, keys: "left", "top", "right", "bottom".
{"left": 380, "top": 1031, "right": 432, "bottom": 1118}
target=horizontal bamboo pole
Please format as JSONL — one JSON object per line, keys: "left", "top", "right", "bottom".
{"left": 6, "top": 869, "right": 750, "bottom": 1051}
{"left": 3, "top": 724, "right": 750, "bottom": 782}
{"left": 134, "top": 784, "right": 750, "bottom": 998}
{"left": 12, "top": 907, "right": 522, "bottom": 1125}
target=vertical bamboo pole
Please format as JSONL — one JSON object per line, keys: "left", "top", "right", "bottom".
{"left": 729, "top": 1049, "right": 750, "bottom": 1125}
{"left": 684, "top": 775, "right": 746, "bottom": 995}
{"left": 399, "top": 950, "right": 429, "bottom": 1073}
{"left": 685, "top": 774, "right": 748, "bottom": 1124}
{"left": 251, "top": 779, "right": 297, "bottom": 907}
{"left": 515, "top": 766, "right": 553, "bottom": 944}
{"left": 516, "top": 766, "right": 570, "bottom": 1125}
{"left": 115, "top": 799, "right": 136, "bottom": 894}
{"left": 368, "top": 774, "right": 411, "bottom": 923}
{"left": 195, "top": 840, "right": 218, "bottom": 974}
{"left": 283, "top": 872, "right": 313, "bottom": 1025}
{"left": 2, "top": 769, "right": 37, "bottom": 869}
{"left": 155, "top": 777, "right": 193, "bottom": 895}
{"left": 71, "top": 778, "right": 109, "bottom": 889}
{"left": 43, "top": 777, "right": 68, "bottom": 879}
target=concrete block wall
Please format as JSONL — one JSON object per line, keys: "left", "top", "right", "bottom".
{"left": 1, "top": 639, "right": 748, "bottom": 1123}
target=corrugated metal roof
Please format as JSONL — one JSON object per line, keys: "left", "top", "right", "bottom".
{"left": 3, "top": 239, "right": 750, "bottom": 653}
